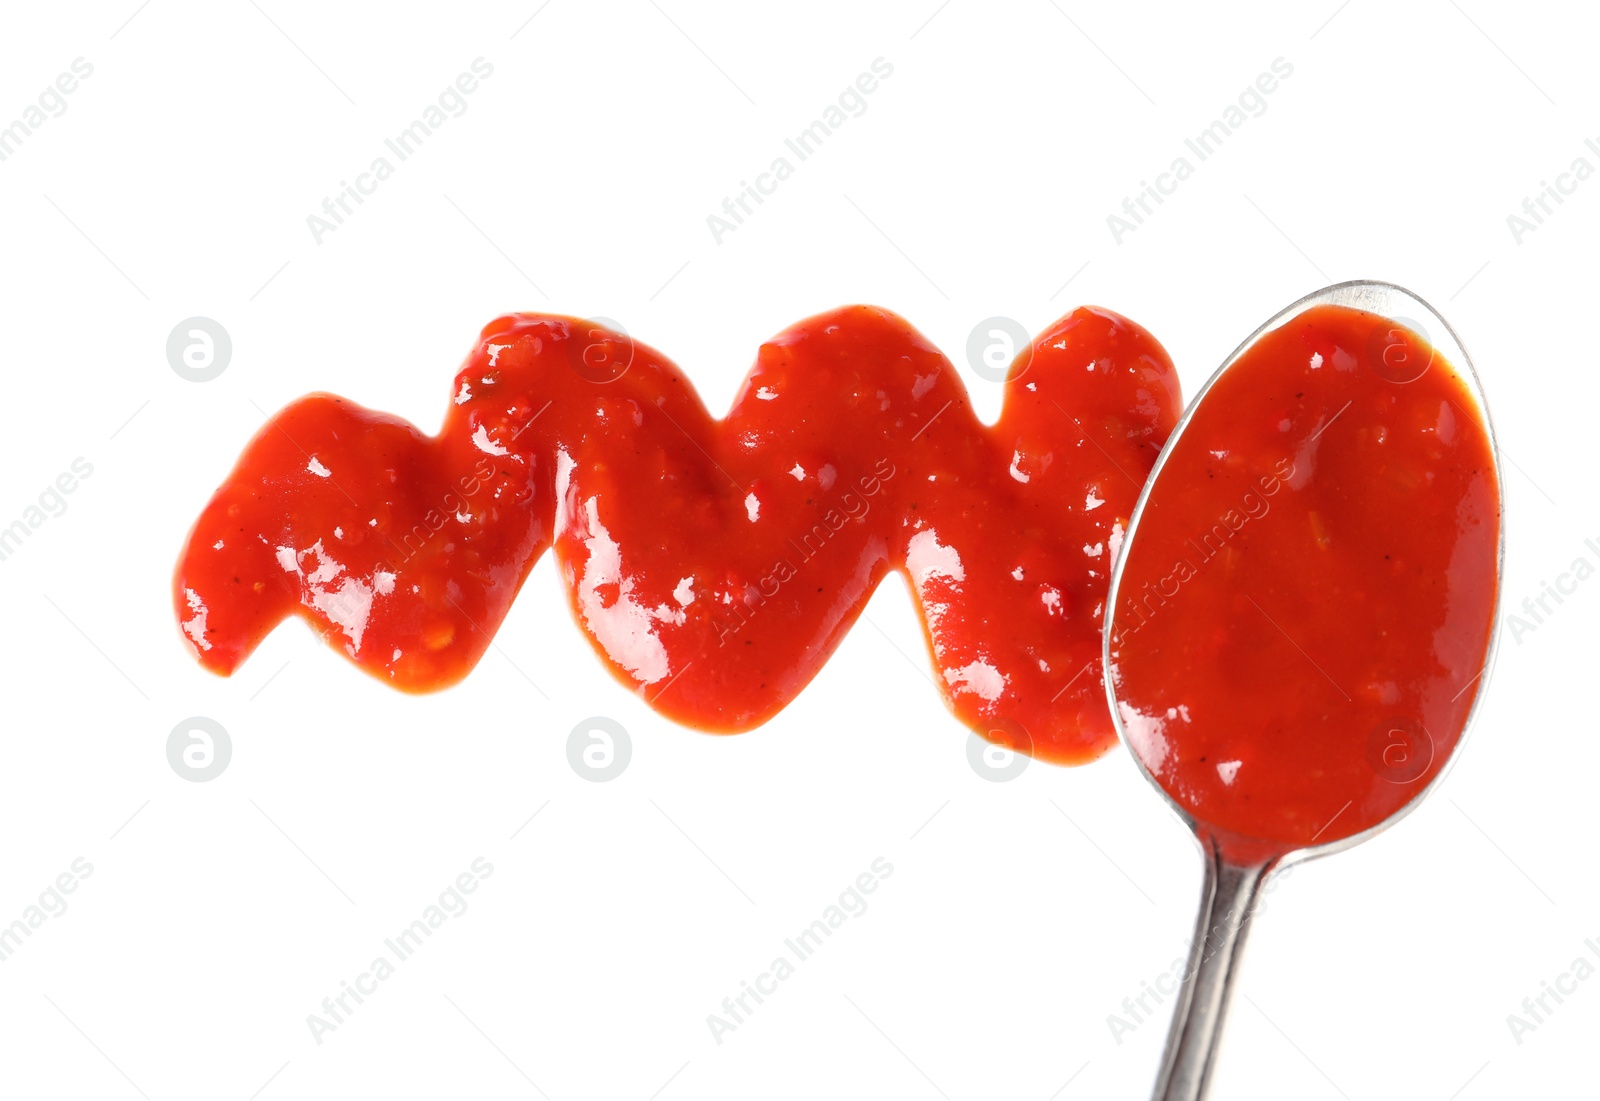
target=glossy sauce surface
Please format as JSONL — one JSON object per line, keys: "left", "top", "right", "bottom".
{"left": 175, "top": 305, "right": 1180, "bottom": 763}
{"left": 1110, "top": 304, "right": 1499, "bottom": 851}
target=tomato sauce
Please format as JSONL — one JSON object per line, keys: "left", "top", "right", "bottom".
{"left": 1109, "top": 304, "right": 1499, "bottom": 851}
{"left": 175, "top": 305, "right": 1180, "bottom": 763}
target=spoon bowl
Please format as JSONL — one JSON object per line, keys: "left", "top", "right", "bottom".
{"left": 1103, "top": 280, "right": 1504, "bottom": 1100}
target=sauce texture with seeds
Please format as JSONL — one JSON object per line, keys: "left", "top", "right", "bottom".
{"left": 175, "top": 305, "right": 1180, "bottom": 763}
{"left": 1110, "top": 304, "right": 1499, "bottom": 850}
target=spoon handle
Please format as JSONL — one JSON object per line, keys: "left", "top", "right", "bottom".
{"left": 1151, "top": 838, "right": 1276, "bottom": 1101}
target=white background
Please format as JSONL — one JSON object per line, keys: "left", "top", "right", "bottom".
{"left": 0, "top": 1, "right": 1595, "bottom": 1098}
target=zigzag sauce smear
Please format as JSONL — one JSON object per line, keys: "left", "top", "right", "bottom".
{"left": 174, "top": 305, "right": 1180, "bottom": 764}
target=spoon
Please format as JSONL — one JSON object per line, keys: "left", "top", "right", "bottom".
{"left": 1102, "top": 280, "right": 1504, "bottom": 1100}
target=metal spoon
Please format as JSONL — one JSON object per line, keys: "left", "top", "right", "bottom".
{"left": 1102, "top": 280, "right": 1505, "bottom": 1101}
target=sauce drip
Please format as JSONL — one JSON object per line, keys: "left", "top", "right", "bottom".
{"left": 1110, "top": 304, "right": 1499, "bottom": 850}
{"left": 176, "top": 305, "right": 1180, "bottom": 764}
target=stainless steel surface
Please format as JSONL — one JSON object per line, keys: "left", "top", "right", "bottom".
{"left": 1151, "top": 841, "right": 1277, "bottom": 1101}
{"left": 1102, "top": 281, "right": 1507, "bottom": 1101}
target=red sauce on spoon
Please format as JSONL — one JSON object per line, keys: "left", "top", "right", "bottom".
{"left": 175, "top": 305, "right": 1180, "bottom": 764}
{"left": 1109, "top": 304, "right": 1499, "bottom": 851}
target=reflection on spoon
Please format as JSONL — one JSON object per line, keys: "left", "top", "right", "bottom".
{"left": 1105, "top": 281, "right": 1503, "bottom": 1100}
